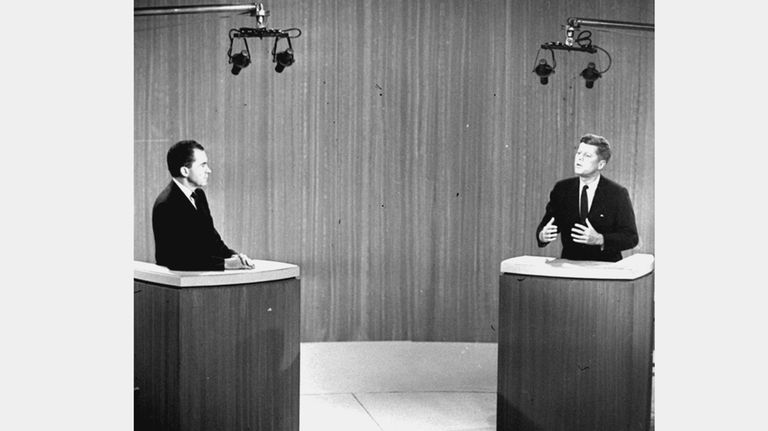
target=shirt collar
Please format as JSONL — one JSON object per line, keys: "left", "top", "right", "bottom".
{"left": 579, "top": 174, "right": 601, "bottom": 190}
{"left": 172, "top": 178, "right": 197, "bottom": 199}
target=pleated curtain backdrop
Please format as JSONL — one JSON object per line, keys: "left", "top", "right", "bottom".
{"left": 134, "top": 0, "right": 654, "bottom": 342}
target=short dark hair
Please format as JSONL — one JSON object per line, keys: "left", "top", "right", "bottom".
{"left": 579, "top": 133, "right": 611, "bottom": 162}
{"left": 167, "top": 140, "right": 205, "bottom": 177}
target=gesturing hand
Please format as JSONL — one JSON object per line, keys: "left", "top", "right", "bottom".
{"left": 571, "top": 218, "right": 604, "bottom": 245}
{"left": 539, "top": 217, "right": 559, "bottom": 243}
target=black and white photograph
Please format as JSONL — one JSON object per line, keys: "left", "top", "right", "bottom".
{"left": 2, "top": 1, "right": 766, "bottom": 430}
{"left": 133, "top": 1, "right": 655, "bottom": 429}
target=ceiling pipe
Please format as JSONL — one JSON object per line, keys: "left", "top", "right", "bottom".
{"left": 567, "top": 17, "right": 654, "bottom": 32}
{"left": 134, "top": 3, "right": 259, "bottom": 16}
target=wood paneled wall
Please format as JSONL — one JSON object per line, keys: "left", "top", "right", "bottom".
{"left": 134, "top": 0, "right": 654, "bottom": 342}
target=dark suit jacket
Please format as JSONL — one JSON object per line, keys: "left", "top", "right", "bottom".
{"left": 152, "top": 181, "right": 236, "bottom": 270}
{"left": 536, "top": 176, "right": 638, "bottom": 262}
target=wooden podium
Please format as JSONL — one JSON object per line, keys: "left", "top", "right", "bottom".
{"left": 496, "top": 254, "right": 654, "bottom": 431}
{"left": 134, "top": 260, "right": 301, "bottom": 431}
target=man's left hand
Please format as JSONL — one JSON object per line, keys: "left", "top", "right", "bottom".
{"left": 571, "top": 219, "right": 604, "bottom": 246}
{"left": 236, "top": 253, "right": 256, "bottom": 269}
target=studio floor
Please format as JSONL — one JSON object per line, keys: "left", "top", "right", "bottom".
{"left": 299, "top": 341, "right": 654, "bottom": 431}
{"left": 299, "top": 341, "right": 497, "bottom": 431}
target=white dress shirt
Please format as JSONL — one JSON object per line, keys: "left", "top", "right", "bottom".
{"left": 578, "top": 174, "right": 600, "bottom": 214}
{"left": 172, "top": 178, "right": 198, "bottom": 209}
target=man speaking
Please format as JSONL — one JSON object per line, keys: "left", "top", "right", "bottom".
{"left": 152, "top": 140, "right": 255, "bottom": 270}
{"left": 536, "top": 133, "right": 638, "bottom": 262}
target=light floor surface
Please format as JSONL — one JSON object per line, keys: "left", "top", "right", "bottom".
{"left": 299, "top": 341, "right": 497, "bottom": 431}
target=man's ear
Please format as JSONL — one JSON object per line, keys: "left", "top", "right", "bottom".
{"left": 179, "top": 166, "right": 190, "bottom": 178}
{"left": 597, "top": 159, "right": 607, "bottom": 171}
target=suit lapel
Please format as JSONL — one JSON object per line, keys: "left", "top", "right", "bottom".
{"left": 193, "top": 189, "right": 210, "bottom": 217}
{"left": 568, "top": 177, "right": 580, "bottom": 216}
{"left": 588, "top": 176, "right": 607, "bottom": 219}
{"left": 170, "top": 181, "right": 198, "bottom": 213}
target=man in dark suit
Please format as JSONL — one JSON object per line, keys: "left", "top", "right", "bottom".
{"left": 536, "top": 134, "right": 638, "bottom": 262}
{"left": 152, "top": 140, "right": 255, "bottom": 270}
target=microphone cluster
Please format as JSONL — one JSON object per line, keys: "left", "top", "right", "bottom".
{"left": 226, "top": 3, "right": 302, "bottom": 75}
{"left": 533, "top": 30, "right": 612, "bottom": 89}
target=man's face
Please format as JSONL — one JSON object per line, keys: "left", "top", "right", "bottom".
{"left": 574, "top": 143, "right": 605, "bottom": 178}
{"left": 184, "top": 149, "right": 211, "bottom": 188}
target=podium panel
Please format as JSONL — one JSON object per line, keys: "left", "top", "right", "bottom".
{"left": 497, "top": 255, "right": 654, "bottom": 431}
{"left": 134, "top": 261, "right": 301, "bottom": 431}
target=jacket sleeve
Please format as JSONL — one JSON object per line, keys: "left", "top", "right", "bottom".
{"left": 196, "top": 191, "right": 237, "bottom": 260}
{"left": 153, "top": 200, "right": 230, "bottom": 271}
{"left": 205, "top": 213, "right": 237, "bottom": 259}
{"left": 601, "top": 187, "right": 639, "bottom": 253}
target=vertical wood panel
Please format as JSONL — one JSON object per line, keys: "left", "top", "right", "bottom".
{"left": 134, "top": 281, "right": 180, "bottom": 430}
{"left": 497, "top": 273, "right": 653, "bottom": 430}
{"left": 179, "top": 280, "right": 300, "bottom": 431}
{"left": 134, "top": 278, "right": 300, "bottom": 431}
{"left": 135, "top": 0, "right": 654, "bottom": 342}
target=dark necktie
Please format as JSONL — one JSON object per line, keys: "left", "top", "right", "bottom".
{"left": 580, "top": 185, "right": 589, "bottom": 221}
{"left": 190, "top": 190, "right": 198, "bottom": 209}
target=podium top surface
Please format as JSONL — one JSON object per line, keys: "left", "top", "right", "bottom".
{"left": 134, "top": 260, "right": 300, "bottom": 287}
{"left": 500, "top": 253, "right": 654, "bottom": 280}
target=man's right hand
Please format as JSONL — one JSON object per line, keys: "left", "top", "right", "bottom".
{"left": 539, "top": 217, "right": 559, "bottom": 243}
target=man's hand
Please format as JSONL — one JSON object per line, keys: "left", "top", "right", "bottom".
{"left": 571, "top": 218, "right": 604, "bottom": 246}
{"left": 539, "top": 217, "right": 559, "bottom": 243}
{"left": 224, "top": 254, "right": 256, "bottom": 270}
{"left": 236, "top": 253, "right": 256, "bottom": 268}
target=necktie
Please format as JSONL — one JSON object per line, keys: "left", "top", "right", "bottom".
{"left": 580, "top": 185, "right": 589, "bottom": 221}
{"left": 190, "top": 190, "right": 198, "bottom": 209}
